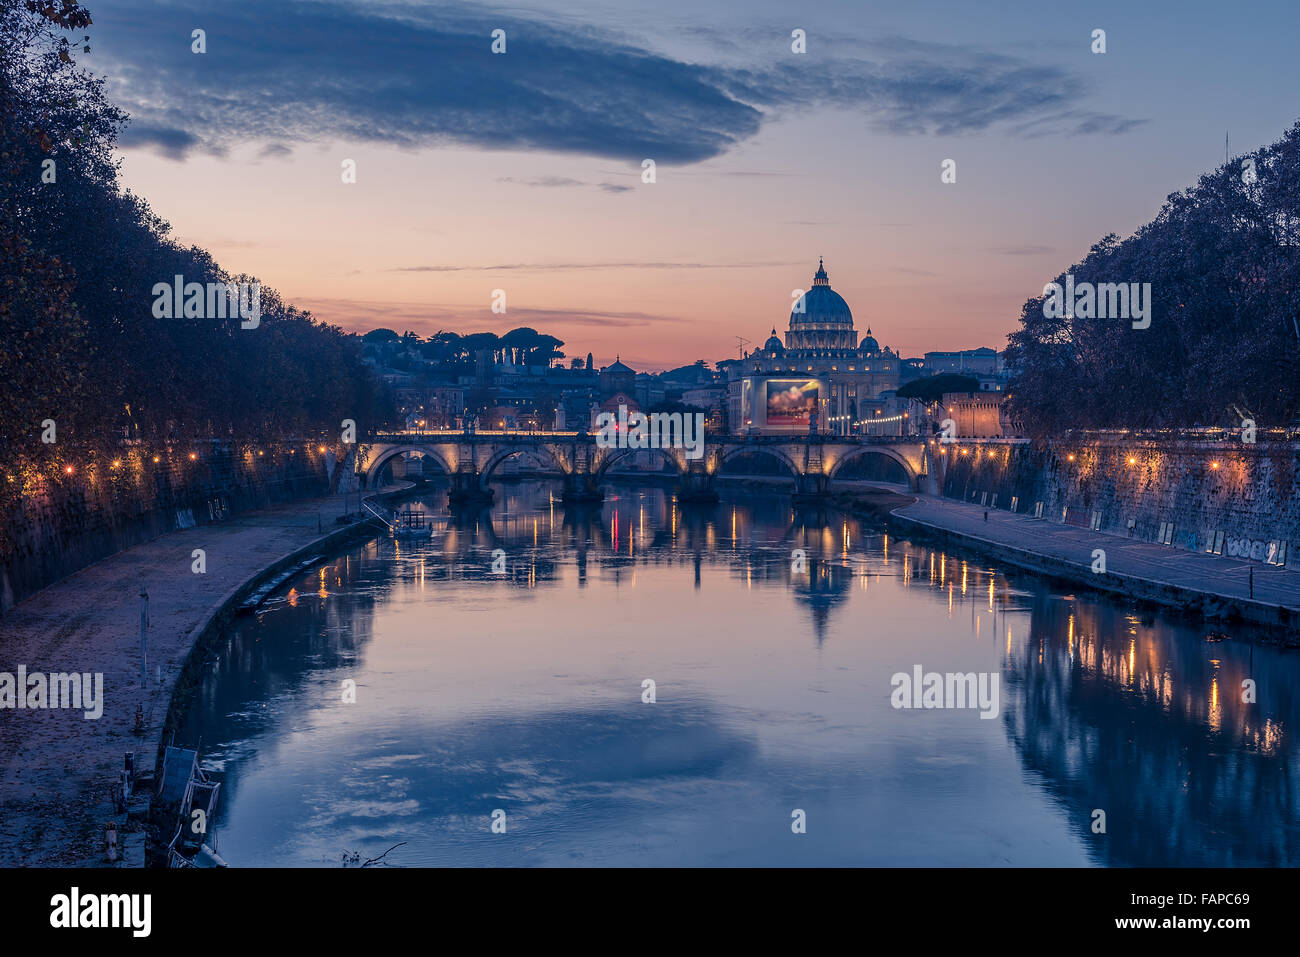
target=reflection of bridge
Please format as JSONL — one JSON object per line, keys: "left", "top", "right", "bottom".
{"left": 356, "top": 430, "right": 941, "bottom": 505}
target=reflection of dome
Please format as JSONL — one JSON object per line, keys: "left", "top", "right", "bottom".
{"left": 763, "top": 328, "right": 785, "bottom": 354}
{"left": 858, "top": 327, "right": 880, "bottom": 354}
{"left": 790, "top": 258, "right": 854, "bottom": 328}
{"left": 792, "top": 558, "right": 853, "bottom": 645}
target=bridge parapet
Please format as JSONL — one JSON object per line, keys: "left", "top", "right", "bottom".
{"left": 357, "top": 431, "right": 946, "bottom": 501}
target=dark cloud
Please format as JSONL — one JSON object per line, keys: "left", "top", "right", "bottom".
{"left": 114, "top": 122, "right": 201, "bottom": 160}
{"left": 101, "top": 2, "right": 1144, "bottom": 163}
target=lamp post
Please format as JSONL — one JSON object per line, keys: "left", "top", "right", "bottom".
{"left": 138, "top": 588, "right": 149, "bottom": 681}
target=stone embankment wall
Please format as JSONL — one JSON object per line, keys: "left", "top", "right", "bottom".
{"left": 937, "top": 439, "right": 1299, "bottom": 562}
{"left": 1, "top": 442, "right": 350, "bottom": 614}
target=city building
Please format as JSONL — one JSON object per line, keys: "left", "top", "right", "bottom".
{"left": 732, "top": 259, "right": 902, "bottom": 435}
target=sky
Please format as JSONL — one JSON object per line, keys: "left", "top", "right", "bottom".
{"left": 85, "top": 0, "right": 1300, "bottom": 370}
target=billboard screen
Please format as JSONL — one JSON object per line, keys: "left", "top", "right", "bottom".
{"left": 765, "top": 379, "right": 819, "bottom": 426}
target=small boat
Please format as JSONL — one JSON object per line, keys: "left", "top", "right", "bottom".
{"left": 393, "top": 505, "right": 434, "bottom": 539}
{"left": 159, "top": 746, "right": 227, "bottom": 868}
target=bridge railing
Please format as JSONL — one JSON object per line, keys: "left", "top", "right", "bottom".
{"left": 367, "top": 429, "right": 931, "bottom": 445}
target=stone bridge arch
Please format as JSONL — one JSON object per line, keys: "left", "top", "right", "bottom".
{"left": 593, "top": 445, "right": 689, "bottom": 480}
{"left": 480, "top": 442, "right": 573, "bottom": 483}
{"left": 363, "top": 444, "right": 457, "bottom": 489}
{"left": 825, "top": 445, "right": 920, "bottom": 490}
{"left": 713, "top": 443, "right": 804, "bottom": 480}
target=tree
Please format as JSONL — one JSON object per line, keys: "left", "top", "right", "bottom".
{"left": 0, "top": 0, "right": 395, "bottom": 552}
{"left": 896, "top": 374, "right": 980, "bottom": 404}
{"left": 1005, "top": 119, "right": 1300, "bottom": 435}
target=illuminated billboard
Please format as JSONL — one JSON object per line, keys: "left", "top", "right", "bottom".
{"left": 765, "top": 379, "right": 819, "bottom": 426}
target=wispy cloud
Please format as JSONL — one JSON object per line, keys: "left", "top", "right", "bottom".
{"left": 101, "top": 1, "right": 1144, "bottom": 163}
{"left": 497, "top": 175, "right": 633, "bottom": 193}
{"left": 990, "top": 244, "right": 1056, "bottom": 256}
{"left": 294, "top": 297, "right": 688, "bottom": 333}
{"left": 387, "top": 261, "right": 797, "bottom": 272}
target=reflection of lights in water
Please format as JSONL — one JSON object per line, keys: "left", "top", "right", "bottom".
{"left": 1128, "top": 639, "right": 1136, "bottom": 686}
{"left": 1006, "top": 627, "right": 1012, "bottom": 656}
{"left": 940, "top": 553, "right": 945, "bottom": 585}
{"left": 1209, "top": 676, "right": 1221, "bottom": 731}
{"left": 882, "top": 534, "right": 888, "bottom": 564}
{"left": 287, "top": 588, "right": 298, "bottom": 608}
{"left": 988, "top": 577, "right": 994, "bottom": 612}
{"left": 948, "top": 583, "right": 954, "bottom": 616}
{"left": 929, "top": 552, "right": 935, "bottom": 582}
{"left": 1068, "top": 614, "right": 1075, "bottom": 659}
{"left": 1257, "top": 718, "right": 1282, "bottom": 754}
{"left": 961, "top": 561, "right": 968, "bottom": 596}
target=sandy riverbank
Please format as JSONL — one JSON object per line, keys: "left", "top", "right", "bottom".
{"left": 0, "top": 491, "right": 396, "bottom": 866}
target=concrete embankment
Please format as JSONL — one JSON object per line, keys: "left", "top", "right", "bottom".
{"left": 0, "top": 490, "right": 399, "bottom": 867}
{"left": 887, "top": 494, "right": 1299, "bottom": 641}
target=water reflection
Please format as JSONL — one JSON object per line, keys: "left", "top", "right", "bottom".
{"left": 1005, "top": 596, "right": 1300, "bottom": 866}
{"left": 179, "top": 480, "right": 1300, "bottom": 866}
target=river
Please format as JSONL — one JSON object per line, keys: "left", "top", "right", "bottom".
{"left": 176, "top": 480, "right": 1300, "bottom": 866}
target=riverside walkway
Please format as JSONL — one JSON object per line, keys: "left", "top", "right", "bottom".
{"left": 0, "top": 492, "right": 368, "bottom": 866}
{"left": 890, "top": 495, "right": 1300, "bottom": 633}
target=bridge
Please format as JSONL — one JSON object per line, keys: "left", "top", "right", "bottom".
{"left": 354, "top": 430, "right": 943, "bottom": 505}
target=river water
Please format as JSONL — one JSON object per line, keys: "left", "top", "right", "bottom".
{"left": 177, "top": 481, "right": 1300, "bottom": 867}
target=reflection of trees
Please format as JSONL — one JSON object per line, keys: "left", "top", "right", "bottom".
{"left": 179, "top": 549, "right": 384, "bottom": 827}
{"left": 1005, "top": 594, "right": 1299, "bottom": 865}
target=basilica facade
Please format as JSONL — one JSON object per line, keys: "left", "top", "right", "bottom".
{"left": 732, "top": 260, "right": 901, "bottom": 435}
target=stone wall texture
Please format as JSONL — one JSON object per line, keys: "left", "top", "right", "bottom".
{"left": 938, "top": 439, "right": 1299, "bottom": 564}
{"left": 0, "top": 442, "right": 342, "bottom": 615}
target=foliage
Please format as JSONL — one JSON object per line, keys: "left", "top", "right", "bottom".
{"left": 896, "top": 374, "right": 980, "bottom": 403}
{"left": 0, "top": 0, "right": 394, "bottom": 533}
{"left": 1005, "top": 120, "right": 1300, "bottom": 435}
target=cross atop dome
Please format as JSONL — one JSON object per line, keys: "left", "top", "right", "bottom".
{"left": 812, "top": 257, "right": 829, "bottom": 286}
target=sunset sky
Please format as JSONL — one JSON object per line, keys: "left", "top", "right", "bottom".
{"left": 89, "top": 0, "right": 1300, "bottom": 370}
